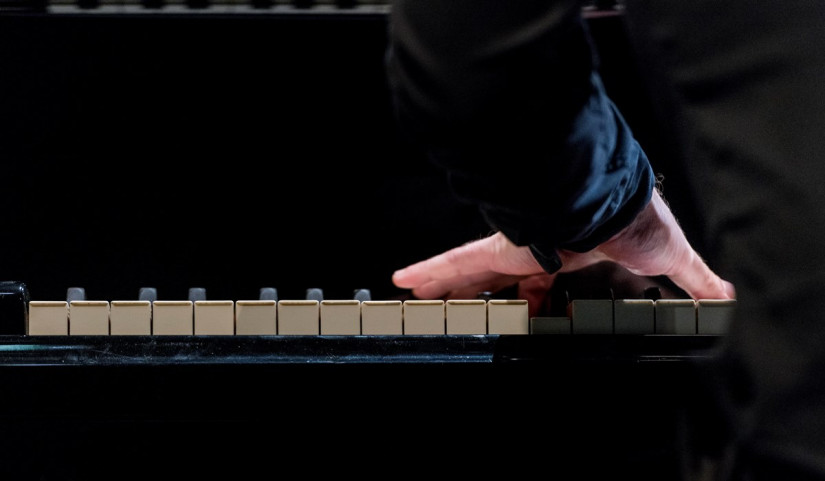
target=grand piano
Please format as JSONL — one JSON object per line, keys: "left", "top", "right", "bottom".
{"left": 0, "top": 2, "right": 724, "bottom": 479}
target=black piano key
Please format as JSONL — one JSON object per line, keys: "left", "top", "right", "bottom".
{"left": 305, "top": 288, "right": 323, "bottom": 302}
{"left": 141, "top": 0, "right": 165, "bottom": 8}
{"left": 139, "top": 287, "right": 158, "bottom": 302}
{"left": 186, "top": 0, "right": 209, "bottom": 9}
{"left": 66, "top": 287, "right": 86, "bottom": 302}
{"left": 543, "top": 287, "right": 571, "bottom": 318}
{"left": 250, "top": 0, "right": 272, "bottom": 9}
{"left": 643, "top": 286, "right": 663, "bottom": 301}
{"left": 476, "top": 291, "right": 494, "bottom": 301}
{"left": 189, "top": 287, "right": 207, "bottom": 302}
{"left": 353, "top": 288, "right": 371, "bottom": 302}
{"left": 259, "top": 287, "right": 278, "bottom": 301}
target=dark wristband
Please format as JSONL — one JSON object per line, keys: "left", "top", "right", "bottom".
{"left": 529, "top": 244, "right": 563, "bottom": 274}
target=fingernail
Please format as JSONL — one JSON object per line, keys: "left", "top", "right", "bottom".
{"left": 724, "top": 281, "right": 736, "bottom": 299}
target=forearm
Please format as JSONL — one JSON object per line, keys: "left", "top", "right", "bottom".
{"left": 386, "top": 0, "right": 655, "bottom": 273}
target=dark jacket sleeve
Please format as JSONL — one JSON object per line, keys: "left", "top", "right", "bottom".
{"left": 385, "top": 0, "right": 655, "bottom": 273}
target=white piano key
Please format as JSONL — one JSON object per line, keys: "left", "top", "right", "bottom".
{"left": 530, "top": 316, "right": 572, "bottom": 334}
{"left": 110, "top": 300, "right": 152, "bottom": 335}
{"left": 613, "top": 299, "right": 655, "bottom": 334}
{"left": 28, "top": 300, "right": 69, "bottom": 336}
{"left": 277, "top": 300, "right": 320, "bottom": 335}
{"left": 361, "top": 300, "right": 403, "bottom": 335}
{"left": 697, "top": 299, "right": 736, "bottom": 335}
{"left": 403, "top": 300, "right": 445, "bottom": 335}
{"left": 194, "top": 300, "right": 235, "bottom": 335}
{"left": 569, "top": 299, "right": 613, "bottom": 334}
{"left": 152, "top": 300, "right": 194, "bottom": 335}
{"left": 655, "top": 299, "right": 696, "bottom": 334}
{"left": 69, "top": 300, "right": 110, "bottom": 335}
{"left": 487, "top": 299, "right": 529, "bottom": 334}
{"left": 445, "top": 299, "right": 487, "bottom": 334}
{"left": 320, "top": 300, "right": 362, "bottom": 335}
{"left": 235, "top": 300, "right": 277, "bottom": 335}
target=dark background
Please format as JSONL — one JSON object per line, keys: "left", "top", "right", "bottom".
{"left": 0, "top": 9, "right": 692, "bottom": 303}
{"left": 0, "top": 8, "right": 710, "bottom": 481}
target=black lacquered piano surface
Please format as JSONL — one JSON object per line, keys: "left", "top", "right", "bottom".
{"left": 0, "top": 3, "right": 719, "bottom": 480}
{"left": 0, "top": 283, "right": 725, "bottom": 481}
{"left": 0, "top": 334, "right": 722, "bottom": 480}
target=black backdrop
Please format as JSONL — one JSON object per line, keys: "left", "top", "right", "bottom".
{"left": 0, "top": 10, "right": 691, "bottom": 303}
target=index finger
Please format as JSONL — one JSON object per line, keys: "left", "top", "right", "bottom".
{"left": 392, "top": 237, "right": 498, "bottom": 289}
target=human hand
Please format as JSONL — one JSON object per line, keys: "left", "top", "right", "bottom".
{"left": 391, "top": 190, "right": 735, "bottom": 317}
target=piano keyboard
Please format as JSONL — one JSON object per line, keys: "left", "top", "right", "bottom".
{"left": 24, "top": 285, "right": 736, "bottom": 336}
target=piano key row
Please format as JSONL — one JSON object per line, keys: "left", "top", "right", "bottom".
{"left": 4, "top": 0, "right": 622, "bottom": 16}
{"left": 36, "top": 0, "right": 392, "bottom": 14}
{"left": 532, "top": 298, "right": 736, "bottom": 335}
{"left": 27, "top": 295, "right": 736, "bottom": 336}
{"left": 28, "top": 298, "right": 530, "bottom": 336}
